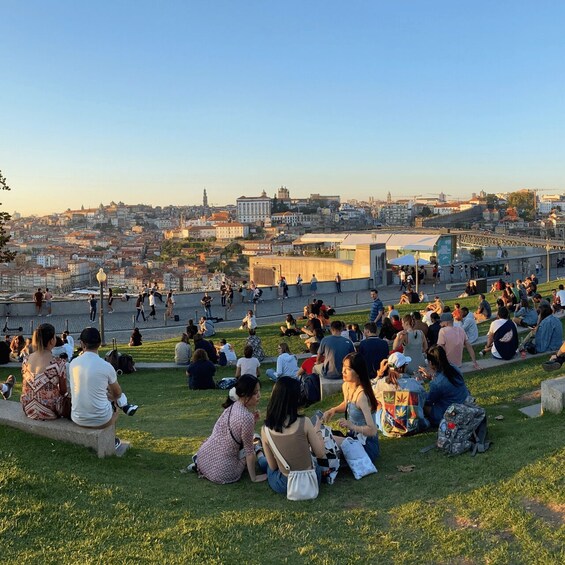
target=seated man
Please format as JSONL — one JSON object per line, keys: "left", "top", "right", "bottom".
{"left": 68, "top": 328, "right": 138, "bottom": 450}
{"left": 458, "top": 306, "right": 479, "bottom": 344}
{"left": 357, "top": 322, "right": 389, "bottom": 377}
{"left": 437, "top": 313, "right": 480, "bottom": 369}
{"left": 193, "top": 333, "right": 218, "bottom": 364}
{"left": 474, "top": 294, "right": 492, "bottom": 322}
{"left": 481, "top": 306, "right": 519, "bottom": 360}
{"left": 199, "top": 316, "right": 215, "bottom": 337}
{"left": 313, "top": 320, "right": 355, "bottom": 380}
{"left": 522, "top": 304, "right": 563, "bottom": 355}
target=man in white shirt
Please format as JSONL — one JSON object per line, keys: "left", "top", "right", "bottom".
{"left": 556, "top": 284, "right": 565, "bottom": 308}
{"left": 458, "top": 306, "right": 479, "bottom": 344}
{"left": 148, "top": 291, "right": 157, "bottom": 320}
{"left": 69, "top": 328, "right": 137, "bottom": 449}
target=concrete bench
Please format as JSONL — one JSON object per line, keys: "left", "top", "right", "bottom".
{"left": 541, "top": 375, "right": 565, "bottom": 415}
{"left": 445, "top": 282, "right": 467, "bottom": 291}
{"left": 320, "top": 376, "right": 343, "bottom": 399}
{"left": 0, "top": 400, "right": 128, "bottom": 457}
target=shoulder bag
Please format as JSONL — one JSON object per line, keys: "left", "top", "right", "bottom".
{"left": 263, "top": 426, "right": 319, "bottom": 501}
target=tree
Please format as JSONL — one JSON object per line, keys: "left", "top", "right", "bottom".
{"left": 470, "top": 248, "right": 484, "bottom": 261}
{"left": 507, "top": 190, "right": 535, "bottom": 220}
{"left": 485, "top": 193, "right": 498, "bottom": 210}
{"left": 0, "top": 170, "right": 16, "bottom": 262}
{"left": 420, "top": 206, "right": 432, "bottom": 217}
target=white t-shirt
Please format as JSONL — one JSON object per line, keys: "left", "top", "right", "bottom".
{"left": 220, "top": 343, "right": 237, "bottom": 363}
{"left": 236, "top": 356, "right": 261, "bottom": 376}
{"left": 69, "top": 351, "right": 117, "bottom": 427}
{"left": 488, "top": 318, "right": 515, "bottom": 359}
{"left": 556, "top": 290, "right": 565, "bottom": 305}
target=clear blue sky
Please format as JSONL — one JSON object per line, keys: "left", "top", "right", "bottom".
{"left": 2, "top": 0, "right": 564, "bottom": 215}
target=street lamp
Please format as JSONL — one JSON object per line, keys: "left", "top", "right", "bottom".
{"left": 546, "top": 243, "right": 551, "bottom": 284}
{"left": 96, "top": 267, "right": 107, "bottom": 346}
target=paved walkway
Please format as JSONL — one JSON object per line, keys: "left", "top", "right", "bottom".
{"left": 3, "top": 278, "right": 479, "bottom": 343}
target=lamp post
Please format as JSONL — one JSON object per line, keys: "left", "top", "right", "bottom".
{"left": 96, "top": 268, "right": 107, "bottom": 346}
{"left": 546, "top": 243, "right": 551, "bottom": 284}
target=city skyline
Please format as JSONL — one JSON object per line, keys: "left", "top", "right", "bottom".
{"left": 2, "top": 1, "right": 565, "bottom": 215}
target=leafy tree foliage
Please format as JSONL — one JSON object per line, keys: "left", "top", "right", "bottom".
{"left": 506, "top": 190, "right": 535, "bottom": 220}
{"left": 0, "top": 170, "right": 16, "bottom": 262}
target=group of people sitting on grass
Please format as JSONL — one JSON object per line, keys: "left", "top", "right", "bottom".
{"left": 1, "top": 324, "right": 138, "bottom": 451}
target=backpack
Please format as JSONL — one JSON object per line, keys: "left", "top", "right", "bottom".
{"left": 104, "top": 348, "right": 120, "bottom": 371}
{"left": 300, "top": 373, "right": 321, "bottom": 406}
{"left": 118, "top": 354, "right": 136, "bottom": 374}
{"left": 437, "top": 398, "right": 491, "bottom": 456}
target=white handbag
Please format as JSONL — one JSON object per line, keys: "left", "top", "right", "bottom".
{"left": 264, "top": 426, "right": 319, "bottom": 501}
{"left": 340, "top": 437, "right": 377, "bottom": 480}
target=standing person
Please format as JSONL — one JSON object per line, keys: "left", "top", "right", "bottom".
{"left": 310, "top": 274, "right": 318, "bottom": 297}
{"left": 296, "top": 273, "right": 303, "bottom": 297}
{"left": 335, "top": 273, "right": 342, "bottom": 293}
{"left": 313, "top": 320, "right": 355, "bottom": 380}
{"left": 34, "top": 288, "right": 44, "bottom": 317}
{"left": 165, "top": 290, "right": 175, "bottom": 319}
{"left": 188, "top": 374, "right": 267, "bottom": 484}
{"left": 201, "top": 292, "right": 213, "bottom": 318}
{"left": 44, "top": 288, "right": 53, "bottom": 317}
{"left": 220, "top": 281, "right": 227, "bottom": 307}
{"left": 258, "top": 376, "right": 326, "bottom": 496}
{"left": 88, "top": 294, "right": 97, "bottom": 322}
{"left": 369, "top": 289, "right": 384, "bottom": 328}
{"left": 437, "top": 313, "right": 480, "bottom": 369}
{"left": 107, "top": 287, "right": 114, "bottom": 313}
{"left": 20, "top": 323, "right": 68, "bottom": 420}
{"left": 69, "top": 328, "right": 138, "bottom": 449}
{"left": 322, "top": 352, "right": 380, "bottom": 461}
{"left": 226, "top": 285, "right": 234, "bottom": 311}
{"left": 148, "top": 291, "right": 157, "bottom": 320}
{"left": 135, "top": 293, "right": 146, "bottom": 322}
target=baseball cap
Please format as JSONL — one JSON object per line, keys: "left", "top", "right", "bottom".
{"left": 440, "top": 312, "right": 453, "bottom": 323}
{"left": 387, "top": 352, "right": 411, "bottom": 369}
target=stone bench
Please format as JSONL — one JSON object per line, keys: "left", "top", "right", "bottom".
{"left": 445, "top": 282, "right": 467, "bottom": 291}
{"left": 0, "top": 401, "right": 129, "bottom": 457}
{"left": 320, "top": 376, "right": 343, "bottom": 399}
{"left": 541, "top": 375, "right": 565, "bottom": 415}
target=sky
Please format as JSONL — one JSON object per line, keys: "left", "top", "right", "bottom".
{"left": 1, "top": 0, "right": 565, "bottom": 215}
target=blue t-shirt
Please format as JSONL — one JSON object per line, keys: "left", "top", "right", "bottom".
{"left": 369, "top": 299, "right": 384, "bottom": 326}
{"left": 358, "top": 336, "right": 389, "bottom": 377}
{"left": 318, "top": 335, "right": 355, "bottom": 379}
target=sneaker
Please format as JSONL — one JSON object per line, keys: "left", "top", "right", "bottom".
{"left": 114, "top": 437, "right": 122, "bottom": 450}
{"left": 2, "top": 375, "right": 15, "bottom": 400}
{"left": 253, "top": 433, "right": 263, "bottom": 455}
{"left": 542, "top": 360, "right": 562, "bottom": 372}
{"left": 122, "top": 404, "right": 138, "bottom": 416}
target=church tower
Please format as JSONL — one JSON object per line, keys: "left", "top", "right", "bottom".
{"left": 203, "top": 189, "right": 208, "bottom": 208}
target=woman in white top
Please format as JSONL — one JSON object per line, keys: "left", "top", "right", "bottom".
{"left": 235, "top": 345, "right": 261, "bottom": 378}
{"left": 266, "top": 343, "right": 299, "bottom": 383}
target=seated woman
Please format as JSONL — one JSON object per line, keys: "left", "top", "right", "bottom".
{"left": 513, "top": 298, "right": 538, "bottom": 327}
{"left": 20, "top": 323, "right": 68, "bottom": 420}
{"left": 129, "top": 327, "right": 142, "bottom": 347}
{"left": 300, "top": 316, "right": 324, "bottom": 347}
{"left": 280, "top": 314, "right": 300, "bottom": 336}
{"left": 174, "top": 333, "right": 192, "bottom": 365}
{"left": 189, "top": 374, "right": 267, "bottom": 484}
{"left": 258, "top": 376, "right": 326, "bottom": 495}
{"left": 417, "top": 345, "right": 470, "bottom": 427}
{"left": 348, "top": 323, "right": 363, "bottom": 343}
{"left": 187, "top": 349, "right": 216, "bottom": 390}
{"left": 266, "top": 343, "right": 299, "bottom": 382}
{"left": 372, "top": 352, "right": 429, "bottom": 437}
{"left": 322, "top": 352, "right": 380, "bottom": 461}
{"left": 246, "top": 329, "right": 266, "bottom": 362}
{"left": 379, "top": 317, "right": 398, "bottom": 342}
{"left": 398, "top": 291, "right": 411, "bottom": 305}
{"left": 392, "top": 314, "right": 427, "bottom": 374}
{"left": 236, "top": 345, "right": 261, "bottom": 379}
{"left": 9, "top": 335, "right": 25, "bottom": 362}
{"left": 240, "top": 310, "right": 257, "bottom": 331}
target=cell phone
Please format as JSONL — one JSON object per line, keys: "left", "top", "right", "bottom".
{"left": 310, "top": 410, "right": 324, "bottom": 425}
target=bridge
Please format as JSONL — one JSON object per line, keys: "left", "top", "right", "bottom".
{"left": 453, "top": 230, "right": 565, "bottom": 251}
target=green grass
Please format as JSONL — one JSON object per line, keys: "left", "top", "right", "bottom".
{"left": 1, "top": 354, "right": 564, "bottom": 563}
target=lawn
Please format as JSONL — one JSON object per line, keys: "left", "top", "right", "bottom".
{"left": 1, "top": 357, "right": 564, "bottom": 563}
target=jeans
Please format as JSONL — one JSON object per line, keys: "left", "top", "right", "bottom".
{"left": 258, "top": 456, "right": 322, "bottom": 495}
{"left": 204, "top": 307, "right": 212, "bottom": 318}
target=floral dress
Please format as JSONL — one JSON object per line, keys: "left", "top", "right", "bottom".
{"left": 246, "top": 335, "right": 266, "bottom": 362}
{"left": 20, "top": 357, "right": 67, "bottom": 420}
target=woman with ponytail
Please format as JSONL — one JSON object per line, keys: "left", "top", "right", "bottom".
{"left": 189, "top": 374, "right": 267, "bottom": 484}
{"left": 20, "top": 323, "right": 68, "bottom": 420}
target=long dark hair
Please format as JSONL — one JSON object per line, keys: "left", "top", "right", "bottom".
{"left": 426, "top": 345, "right": 464, "bottom": 386}
{"left": 222, "top": 374, "right": 259, "bottom": 409}
{"left": 343, "top": 352, "right": 377, "bottom": 412}
{"left": 264, "top": 376, "right": 303, "bottom": 433}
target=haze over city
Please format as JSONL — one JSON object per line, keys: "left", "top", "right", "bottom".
{"left": 2, "top": 0, "right": 565, "bottom": 216}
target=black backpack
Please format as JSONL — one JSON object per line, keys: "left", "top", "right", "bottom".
{"left": 301, "top": 374, "right": 321, "bottom": 407}
{"left": 104, "top": 339, "right": 136, "bottom": 374}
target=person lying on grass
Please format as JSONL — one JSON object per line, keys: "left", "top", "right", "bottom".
{"left": 189, "top": 374, "right": 267, "bottom": 484}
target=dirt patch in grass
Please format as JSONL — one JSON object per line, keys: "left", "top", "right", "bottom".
{"left": 445, "top": 514, "right": 480, "bottom": 530}
{"left": 494, "top": 530, "right": 516, "bottom": 542}
{"left": 522, "top": 498, "right": 565, "bottom": 527}
{"left": 514, "top": 389, "right": 541, "bottom": 403}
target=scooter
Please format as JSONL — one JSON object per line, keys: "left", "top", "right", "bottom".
{"left": 2, "top": 314, "right": 23, "bottom": 333}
